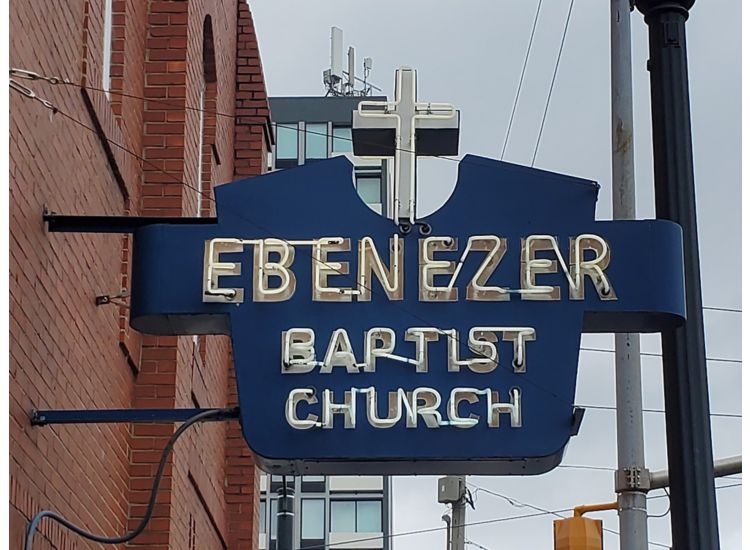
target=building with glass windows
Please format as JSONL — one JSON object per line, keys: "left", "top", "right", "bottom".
{"left": 268, "top": 96, "right": 392, "bottom": 216}
{"left": 258, "top": 475, "right": 390, "bottom": 550}
{"left": 259, "top": 94, "right": 392, "bottom": 550}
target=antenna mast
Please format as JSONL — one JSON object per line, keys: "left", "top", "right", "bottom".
{"left": 323, "top": 27, "right": 381, "bottom": 97}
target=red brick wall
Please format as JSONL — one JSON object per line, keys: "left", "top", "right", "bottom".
{"left": 224, "top": 6, "right": 273, "bottom": 549}
{"left": 9, "top": 0, "right": 272, "bottom": 548}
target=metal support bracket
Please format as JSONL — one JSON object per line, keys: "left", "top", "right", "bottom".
{"left": 43, "top": 207, "right": 218, "bottom": 234}
{"left": 95, "top": 290, "right": 130, "bottom": 307}
{"left": 30, "top": 407, "right": 240, "bottom": 426}
{"left": 615, "top": 466, "right": 651, "bottom": 493}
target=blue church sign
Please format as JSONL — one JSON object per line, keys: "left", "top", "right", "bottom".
{"left": 130, "top": 155, "right": 685, "bottom": 475}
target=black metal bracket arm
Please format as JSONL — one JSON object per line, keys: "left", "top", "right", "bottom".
{"left": 570, "top": 407, "right": 586, "bottom": 436}
{"left": 30, "top": 407, "right": 240, "bottom": 426}
{"left": 95, "top": 290, "right": 130, "bottom": 307}
{"left": 43, "top": 207, "right": 218, "bottom": 234}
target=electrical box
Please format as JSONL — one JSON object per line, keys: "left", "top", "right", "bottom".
{"left": 437, "top": 476, "right": 461, "bottom": 504}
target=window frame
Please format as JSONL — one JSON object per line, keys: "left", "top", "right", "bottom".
{"left": 304, "top": 122, "right": 329, "bottom": 161}
{"left": 274, "top": 122, "right": 300, "bottom": 167}
{"left": 102, "top": 0, "right": 114, "bottom": 96}
{"left": 329, "top": 498, "right": 383, "bottom": 534}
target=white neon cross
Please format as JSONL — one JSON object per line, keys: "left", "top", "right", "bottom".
{"left": 356, "top": 67, "right": 456, "bottom": 224}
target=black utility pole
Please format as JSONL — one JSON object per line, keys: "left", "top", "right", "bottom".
{"left": 633, "top": 1, "right": 720, "bottom": 548}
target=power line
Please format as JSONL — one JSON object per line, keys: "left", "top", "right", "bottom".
{"left": 7, "top": 68, "right": 748, "bottom": 333}
{"left": 558, "top": 463, "right": 616, "bottom": 472}
{"left": 500, "top": 0, "right": 543, "bottom": 160}
{"left": 12, "top": 69, "right": 741, "bottom": 550}
{"left": 578, "top": 404, "right": 741, "bottom": 419}
{"left": 579, "top": 346, "right": 742, "bottom": 366}
{"left": 9, "top": 68, "right": 462, "bottom": 164}
{"left": 13, "top": 84, "right": 604, "bottom": 550}
{"left": 647, "top": 482, "right": 743, "bottom": 500}
{"left": 9, "top": 82, "right": 574, "bottom": 407}
{"left": 466, "top": 482, "right": 671, "bottom": 548}
{"left": 531, "top": 0, "right": 575, "bottom": 166}
{"left": 558, "top": 465, "right": 742, "bottom": 481}
{"left": 703, "top": 305, "right": 741, "bottom": 314}
{"left": 467, "top": 539, "right": 492, "bottom": 550}
{"left": 295, "top": 508, "right": 576, "bottom": 550}
{"left": 467, "top": 480, "right": 741, "bottom": 548}
{"left": 10, "top": 75, "right": 742, "bottom": 422}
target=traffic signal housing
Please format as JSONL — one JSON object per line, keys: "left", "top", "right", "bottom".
{"left": 554, "top": 516, "right": 603, "bottom": 550}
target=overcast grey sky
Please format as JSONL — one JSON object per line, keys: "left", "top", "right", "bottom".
{"left": 251, "top": 1, "right": 742, "bottom": 547}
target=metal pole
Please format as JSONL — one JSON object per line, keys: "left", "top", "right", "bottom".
{"left": 442, "top": 513, "right": 452, "bottom": 550}
{"left": 650, "top": 455, "right": 743, "bottom": 490}
{"left": 450, "top": 476, "right": 466, "bottom": 550}
{"left": 633, "top": 1, "right": 720, "bottom": 548}
{"left": 610, "top": 2, "right": 648, "bottom": 549}
{"left": 276, "top": 478, "right": 295, "bottom": 550}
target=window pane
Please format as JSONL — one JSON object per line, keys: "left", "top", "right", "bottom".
{"left": 305, "top": 123, "right": 328, "bottom": 159}
{"left": 276, "top": 124, "right": 298, "bottom": 160}
{"left": 330, "top": 501, "right": 356, "bottom": 532}
{"left": 270, "top": 499, "right": 278, "bottom": 538}
{"left": 260, "top": 500, "right": 267, "bottom": 534}
{"left": 301, "top": 499, "right": 325, "bottom": 539}
{"left": 302, "top": 475, "right": 325, "bottom": 481}
{"left": 356, "top": 176, "right": 381, "bottom": 204}
{"left": 356, "top": 501, "right": 382, "bottom": 532}
{"left": 333, "top": 127, "right": 352, "bottom": 153}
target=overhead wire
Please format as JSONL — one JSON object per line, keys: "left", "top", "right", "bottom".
{"left": 703, "top": 305, "right": 741, "bottom": 313}
{"left": 467, "top": 539, "right": 493, "bottom": 550}
{"left": 9, "top": 68, "right": 464, "bottom": 166}
{"left": 11, "top": 67, "right": 742, "bottom": 550}
{"left": 579, "top": 346, "right": 742, "bottom": 365}
{"left": 294, "top": 508, "right": 576, "bottom": 550}
{"left": 9, "top": 75, "right": 578, "bottom": 409}
{"left": 648, "top": 488, "right": 672, "bottom": 518}
{"left": 465, "top": 482, "right": 672, "bottom": 548}
{"left": 531, "top": 0, "right": 575, "bottom": 166}
{"left": 10, "top": 72, "right": 742, "bottom": 422}
{"left": 466, "top": 480, "right": 743, "bottom": 547}
{"left": 647, "top": 482, "right": 742, "bottom": 500}
{"left": 577, "top": 404, "right": 741, "bottom": 419}
{"left": 500, "top": 0, "right": 544, "bottom": 160}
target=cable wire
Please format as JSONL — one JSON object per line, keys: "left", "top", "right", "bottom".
{"left": 577, "top": 403, "right": 741, "bottom": 419}
{"left": 646, "top": 481, "right": 742, "bottom": 501}
{"left": 465, "top": 482, "right": 671, "bottom": 548}
{"left": 579, "top": 346, "right": 742, "bottom": 365}
{"left": 24, "top": 408, "right": 235, "bottom": 550}
{"left": 531, "top": 0, "right": 575, "bottom": 166}
{"left": 558, "top": 463, "right": 616, "bottom": 472}
{"left": 467, "top": 539, "right": 492, "bottom": 550}
{"left": 9, "top": 68, "right": 461, "bottom": 164}
{"left": 500, "top": 0, "right": 543, "bottom": 160}
{"left": 9, "top": 82, "right": 580, "bottom": 408}
{"left": 9, "top": 76, "right": 741, "bottom": 419}
{"left": 703, "top": 305, "right": 741, "bottom": 313}
{"left": 295, "top": 508, "right": 575, "bottom": 550}
{"left": 12, "top": 75, "right": 740, "bottom": 550}
{"left": 648, "top": 488, "right": 672, "bottom": 518}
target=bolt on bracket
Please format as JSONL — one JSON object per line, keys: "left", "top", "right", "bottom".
{"left": 615, "top": 466, "right": 651, "bottom": 493}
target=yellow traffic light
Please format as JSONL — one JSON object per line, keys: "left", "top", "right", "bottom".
{"left": 554, "top": 516, "right": 603, "bottom": 550}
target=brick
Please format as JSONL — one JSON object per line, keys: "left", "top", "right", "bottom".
{"left": 10, "top": 0, "right": 270, "bottom": 548}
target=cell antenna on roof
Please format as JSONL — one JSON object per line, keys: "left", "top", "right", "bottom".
{"left": 323, "top": 27, "right": 381, "bottom": 97}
